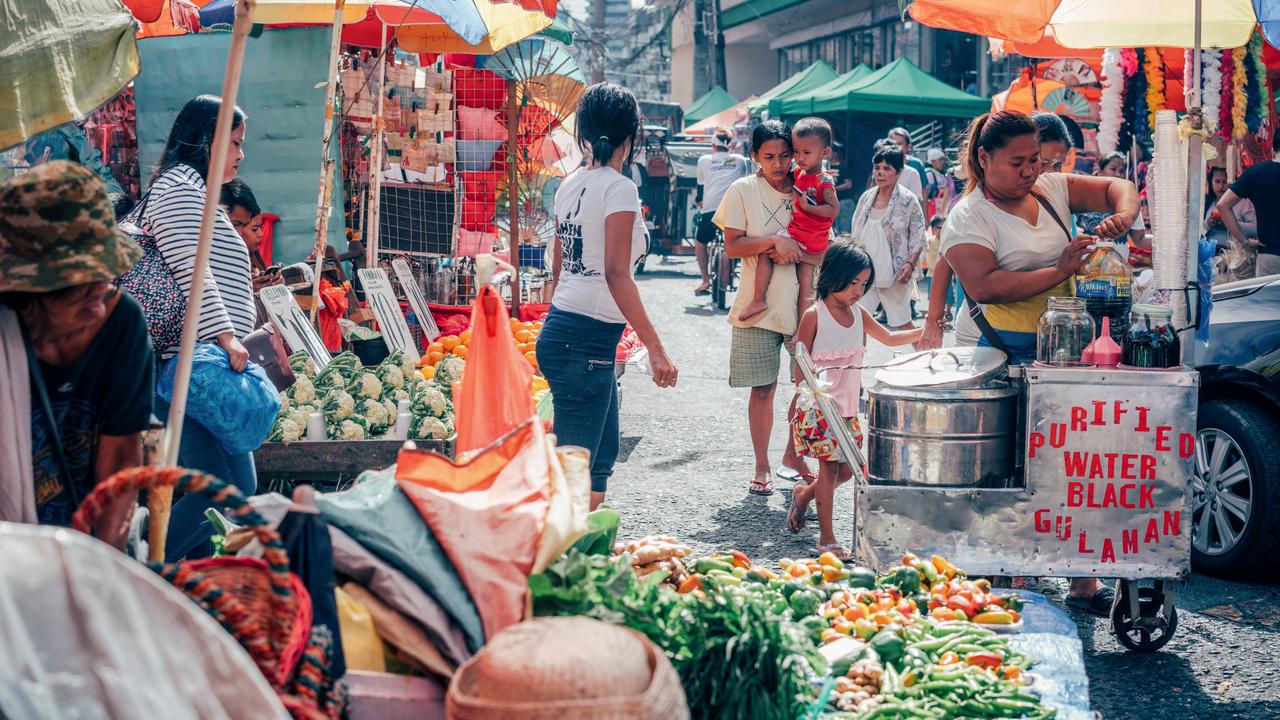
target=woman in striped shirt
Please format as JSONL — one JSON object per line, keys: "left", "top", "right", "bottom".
{"left": 130, "top": 95, "right": 258, "bottom": 560}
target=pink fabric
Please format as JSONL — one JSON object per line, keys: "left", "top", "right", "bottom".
{"left": 811, "top": 301, "right": 865, "bottom": 417}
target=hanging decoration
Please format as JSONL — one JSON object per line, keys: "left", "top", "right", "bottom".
{"left": 1117, "top": 48, "right": 1141, "bottom": 153}
{"left": 1246, "top": 30, "right": 1268, "bottom": 134}
{"left": 1131, "top": 49, "right": 1151, "bottom": 147}
{"left": 1200, "top": 49, "right": 1223, "bottom": 135}
{"left": 1097, "top": 49, "right": 1125, "bottom": 155}
{"left": 1219, "top": 50, "right": 1236, "bottom": 141}
{"left": 1143, "top": 48, "right": 1166, "bottom": 131}
{"left": 1232, "top": 45, "right": 1248, "bottom": 138}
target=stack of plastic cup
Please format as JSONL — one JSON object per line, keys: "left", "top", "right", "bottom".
{"left": 1150, "top": 110, "right": 1188, "bottom": 293}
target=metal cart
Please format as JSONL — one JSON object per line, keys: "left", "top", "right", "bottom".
{"left": 795, "top": 345, "right": 1197, "bottom": 652}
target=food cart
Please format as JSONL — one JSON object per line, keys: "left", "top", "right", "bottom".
{"left": 795, "top": 345, "right": 1197, "bottom": 652}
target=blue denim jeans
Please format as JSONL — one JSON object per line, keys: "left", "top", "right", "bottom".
{"left": 535, "top": 307, "right": 625, "bottom": 493}
{"left": 154, "top": 392, "right": 258, "bottom": 561}
{"left": 949, "top": 276, "right": 965, "bottom": 310}
{"left": 978, "top": 330, "right": 1038, "bottom": 366}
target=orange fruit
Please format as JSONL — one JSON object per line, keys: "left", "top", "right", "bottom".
{"left": 440, "top": 335, "right": 460, "bottom": 352}
{"left": 459, "top": 329, "right": 472, "bottom": 345}
{"left": 419, "top": 366, "right": 436, "bottom": 380}
{"left": 514, "top": 329, "right": 533, "bottom": 343}
{"left": 426, "top": 341, "right": 445, "bottom": 355}
{"left": 452, "top": 345, "right": 469, "bottom": 358}
{"left": 524, "top": 350, "right": 538, "bottom": 368}
{"left": 509, "top": 318, "right": 521, "bottom": 330}
{"left": 424, "top": 351, "right": 445, "bottom": 366}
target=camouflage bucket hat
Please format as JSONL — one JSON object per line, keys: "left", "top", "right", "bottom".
{"left": 0, "top": 160, "right": 142, "bottom": 294}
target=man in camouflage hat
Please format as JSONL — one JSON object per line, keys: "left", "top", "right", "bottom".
{"left": 0, "top": 160, "right": 141, "bottom": 293}
{"left": 0, "top": 160, "right": 152, "bottom": 544}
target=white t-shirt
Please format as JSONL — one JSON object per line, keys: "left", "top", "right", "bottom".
{"left": 713, "top": 175, "right": 798, "bottom": 335}
{"left": 941, "top": 172, "right": 1074, "bottom": 335}
{"left": 697, "top": 152, "right": 750, "bottom": 214}
{"left": 551, "top": 167, "right": 649, "bottom": 324}
{"left": 898, "top": 166, "right": 924, "bottom": 202}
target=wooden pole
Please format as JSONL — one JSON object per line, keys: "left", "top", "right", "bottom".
{"left": 1182, "top": 0, "right": 1203, "bottom": 365}
{"left": 310, "top": 0, "right": 349, "bottom": 323}
{"left": 153, "top": 0, "right": 256, "bottom": 561}
{"left": 366, "top": 22, "right": 387, "bottom": 270}
{"left": 507, "top": 78, "right": 521, "bottom": 319}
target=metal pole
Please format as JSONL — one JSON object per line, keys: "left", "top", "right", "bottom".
{"left": 366, "top": 22, "right": 387, "bottom": 270}
{"left": 155, "top": 0, "right": 256, "bottom": 560}
{"left": 310, "top": 0, "right": 348, "bottom": 323}
{"left": 1182, "top": 0, "right": 1203, "bottom": 365}
{"left": 508, "top": 78, "right": 522, "bottom": 319}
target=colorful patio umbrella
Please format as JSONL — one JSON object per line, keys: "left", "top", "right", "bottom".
{"left": 394, "top": 0, "right": 554, "bottom": 54}
{"left": 1, "top": 0, "right": 140, "bottom": 149}
{"left": 684, "top": 86, "right": 739, "bottom": 127}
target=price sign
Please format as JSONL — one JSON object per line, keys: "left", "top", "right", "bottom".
{"left": 357, "top": 268, "right": 421, "bottom": 363}
{"left": 392, "top": 257, "right": 440, "bottom": 340}
{"left": 259, "top": 284, "right": 332, "bottom": 368}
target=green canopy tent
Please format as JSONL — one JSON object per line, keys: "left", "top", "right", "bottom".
{"left": 779, "top": 57, "right": 988, "bottom": 118}
{"left": 768, "top": 63, "right": 870, "bottom": 117}
{"left": 747, "top": 60, "right": 838, "bottom": 115}
{"left": 683, "top": 86, "right": 739, "bottom": 127}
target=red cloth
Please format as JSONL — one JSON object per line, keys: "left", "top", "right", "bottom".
{"left": 459, "top": 170, "right": 502, "bottom": 231}
{"left": 788, "top": 167, "right": 836, "bottom": 253}
{"left": 318, "top": 279, "right": 348, "bottom": 352}
{"left": 258, "top": 213, "right": 279, "bottom": 266}
{"left": 452, "top": 68, "right": 508, "bottom": 110}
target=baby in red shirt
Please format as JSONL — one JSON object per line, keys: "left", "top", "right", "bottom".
{"left": 740, "top": 117, "right": 839, "bottom": 322}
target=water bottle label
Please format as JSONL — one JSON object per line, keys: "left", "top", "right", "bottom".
{"left": 1074, "top": 276, "right": 1130, "bottom": 299}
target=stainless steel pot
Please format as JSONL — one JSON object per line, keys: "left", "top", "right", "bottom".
{"left": 866, "top": 381, "right": 1020, "bottom": 487}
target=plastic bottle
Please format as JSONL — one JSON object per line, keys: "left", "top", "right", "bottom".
{"left": 1074, "top": 240, "right": 1132, "bottom": 346}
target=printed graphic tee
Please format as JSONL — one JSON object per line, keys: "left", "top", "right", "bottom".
{"left": 551, "top": 167, "right": 649, "bottom": 324}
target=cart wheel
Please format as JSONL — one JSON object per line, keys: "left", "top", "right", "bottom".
{"left": 1111, "top": 583, "right": 1178, "bottom": 653}
{"left": 713, "top": 249, "right": 732, "bottom": 311}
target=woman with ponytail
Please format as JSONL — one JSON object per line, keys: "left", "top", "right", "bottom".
{"left": 537, "top": 83, "right": 678, "bottom": 510}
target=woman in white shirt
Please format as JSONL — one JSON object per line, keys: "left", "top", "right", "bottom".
{"left": 536, "top": 83, "right": 678, "bottom": 510}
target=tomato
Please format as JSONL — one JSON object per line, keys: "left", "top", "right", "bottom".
{"left": 843, "top": 606, "right": 866, "bottom": 622}
{"left": 897, "top": 599, "right": 917, "bottom": 615}
{"left": 939, "top": 651, "right": 960, "bottom": 666}
{"left": 1003, "top": 666, "right": 1023, "bottom": 681}
{"left": 965, "top": 652, "right": 1004, "bottom": 669}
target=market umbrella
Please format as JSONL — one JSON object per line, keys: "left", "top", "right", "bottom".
{"left": 393, "top": 0, "right": 555, "bottom": 54}
{"left": 0, "top": 0, "right": 140, "bottom": 150}
{"left": 771, "top": 64, "right": 872, "bottom": 116}
{"left": 746, "top": 60, "right": 838, "bottom": 115}
{"left": 685, "top": 96, "right": 753, "bottom": 133}
{"left": 684, "top": 86, "right": 739, "bottom": 127}
{"left": 480, "top": 37, "right": 586, "bottom": 121}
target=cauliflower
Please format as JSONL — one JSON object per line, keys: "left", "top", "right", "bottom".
{"left": 378, "top": 364, "right": 405, "bottom": 390}
{"left": 354, "top": 371, "right": 383, "bottom": 400}
{"left": 359, "top": 398, "right": 391, "bottom": 435}
{"left": 289, "top": 351, "right": 318, "bottom": 379}
{"left": 392, "top": 388, "right": 411, "bottom": 403}
{"left": 288, "top": 374, "right": 316, "bottom": 405}
{"left": 324, "top": 389, "right": 355, "bottom": 420}
{"left": 330, "top": 417, "right": 368, "bottom": 440}
{"left": 287, "top": 404, "right": 315, "bottom": 431}
{"left": 412, "top": 384, "right": 452, "bottom": 418}
{"left": 382, "top": 398, "right": 398, "bottom": 418}
{"left": 435, "top": 355, "right": 466, "bottom": 385}
{"left": 267, "top": 417, "right": 305, "bottom": 443}
{"left": 400, "top": 352, "right": 416, "bottom": 379}
{"left": 410, "top": 415, "right": 453, "bottom": 440}
{"left": 279, "top": 390, "right": 291, "bottom": 413}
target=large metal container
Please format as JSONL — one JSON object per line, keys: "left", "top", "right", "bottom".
{"left": 866, "top": 382, "right": 1019, "bottom": 487}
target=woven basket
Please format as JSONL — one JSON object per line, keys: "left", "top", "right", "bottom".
{"left": 446, "top": 618, "right": 689, "bottom": 720}
{"left": 72, "top": 467, "right": 311, "bottom": 688}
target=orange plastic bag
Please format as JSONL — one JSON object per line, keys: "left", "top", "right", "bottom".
{"left": 396, "top": 419, "right": 553, "bottom": 639}
{"left": 452, "top": 285, "right": 535, "bottom": 455}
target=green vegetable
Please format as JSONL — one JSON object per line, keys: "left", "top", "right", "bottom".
{"left": 878, "top": 565, "right": 922, "bottom": 594}
{"left": 570, "top": 508, "right": 619, "bottom": 556}
{"left": 788, "top": 588, "right": 823, "bottom": 617}
{"left": 847, "top": 566, "right": 878, "bottom": 589}
{"left": 870, "top": 627, "right": 907, "bottom": 665}
{"left": 693, "top": 558, "right": 735, "bottom": 575}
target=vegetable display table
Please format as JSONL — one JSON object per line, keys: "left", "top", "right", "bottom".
{"left": 255, "top": 438, "right": 452, "bottom": 491}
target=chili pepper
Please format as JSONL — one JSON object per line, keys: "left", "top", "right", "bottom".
{"left": 931, "top": 554, "right": 960, "bottom": 578}
{"left": 965, "top": 651, "right": 1004, "bottom": 669}
{"left": 947, "top": 595, "right": 978, "bottom": 617}
{"left": 677, "top": 574, "right": 703, "bottom": 594}
{"left": 939, "top": 651, "right": 961, "bottom": 665}
{"left": 729, "top": 549, "right": 751, "bottom": 569}
{"left": 694, "top": 558, "right": 735, "bottom": 575}
{"left": 972, "top": 610, "right": 1016, "bottom": 625}
{"left": 908, "top": 636, "right": 952, "bottom": 652}
{"left": 992, "top": 697, "right": 1044, "bottom": 713}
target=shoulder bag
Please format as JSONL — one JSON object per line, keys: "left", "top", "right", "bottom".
{"left": 961, "top": 190, "right": 1073, "bottom": 357}
{"left": 116, "top": 194, "right": 187, "bottom": 352}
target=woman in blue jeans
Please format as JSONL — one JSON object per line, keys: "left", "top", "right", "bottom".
{"left": 537, "top": 83, "right": 678, "bottom": 510}
{"left": 132, "top": 96, "right": 259, "bottom": 560}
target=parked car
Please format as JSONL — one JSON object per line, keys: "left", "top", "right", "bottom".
{"left": 1193, "top": 274, "right": 1280, "bottom": 575}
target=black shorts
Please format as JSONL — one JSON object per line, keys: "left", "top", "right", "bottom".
{"left": 695, "top": 212, "right": 719, "bottom": 244}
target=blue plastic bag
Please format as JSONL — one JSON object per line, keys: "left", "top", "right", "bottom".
{"left": 158, "top": 344, "right": 281, "bottom": 455}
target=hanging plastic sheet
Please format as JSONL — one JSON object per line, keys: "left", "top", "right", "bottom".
{"left": 316, "top": 470, "right": 485, "bottom": 653}
{"left": 0, "top": 523, "right": 287, "bottom": 719}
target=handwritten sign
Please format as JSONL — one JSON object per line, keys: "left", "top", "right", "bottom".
{"left": 357, "top": 268, "right": 421, "bottom": 363}
{"left": 392, "top": 258, "right": 440, "bottom": 340}
{"left": 1022, "top": 370, "right": 1197, "bottom": 575}
{"left": 259, "top": 285, "right": 332, "bottom": 368}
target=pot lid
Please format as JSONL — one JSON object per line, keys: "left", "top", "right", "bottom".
{"left": 873, "top": 347, "right": 1009, "bottom": 389}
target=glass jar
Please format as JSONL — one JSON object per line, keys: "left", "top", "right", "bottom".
{"left": 1036, "top": 297, "right": 1095, "bottom": 366}
{"left": 1122, "top": 304, "right": 1181, "bottom": 368}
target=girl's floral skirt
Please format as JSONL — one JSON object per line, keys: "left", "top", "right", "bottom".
{"left": 791, "top": 404, "right": 863, "bottom": 463}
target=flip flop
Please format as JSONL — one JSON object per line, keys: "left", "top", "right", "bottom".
{"left": 1065, "top": 586, "right": 1116, "bottom": 617}
{"left": 749, "top": 476, "right": 774, "bottom": 496}
{"left": 815, "top": 543, "right": 854, "bottom": 561}
{"left": 776, "top": 466, "right": 814, "bottom": 483}
{"left": 787, "top": 491, "right": 808, "bottom": 533}
{"left": 694, "top": 284, "right": 711, "bottom": 296}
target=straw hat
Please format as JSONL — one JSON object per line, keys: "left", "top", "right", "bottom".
{"left": 447, "top": 617, "right": 689, "bottom": 720}
{"left": 0, "top": 161, "right": 140, "bottom": 294}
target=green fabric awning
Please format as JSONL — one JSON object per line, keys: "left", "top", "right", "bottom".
{"left": 769, "top": 63, "right": 870, "bottom": 117}
{"left": 778, "top": 57, "right": 989, "bottom": 118}
{"left": 1, "top": 0, "right": 140, "bottom": 150}
{"left": 747, "top": 60, "right": 838, "bottom": 115}
{"left": 684, "top": 86, "right": 739, "bottom": 126}
{"left": 539, "top": 17, "right": 574, "bottom": 45}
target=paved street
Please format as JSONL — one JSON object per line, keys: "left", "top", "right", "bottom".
{"left": 609, "top": 255, "right": 1280, "bottom": 720}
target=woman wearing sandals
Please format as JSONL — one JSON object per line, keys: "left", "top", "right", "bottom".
{"left": 714, "top": 120, "right": 814, "bottom": 496}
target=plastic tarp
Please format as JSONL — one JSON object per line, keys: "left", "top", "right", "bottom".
{"left": 788, "top": 57, "right": 990, "bottom": 118}
{"left": 1, "top": 0, "right": 140, "bottom": 150}
{"left": 683, "top": 86, "right": 739, "bottom": 127}
{"left": 133, "top": 27, "right": 344, "bottom": 264}
{"left": 748, "top": 60, "right": 838, "bottom": 115}
{"left": 315, "top": 469, "right": 486, "bottom": 653}
{"left": 0, "top": 523, "right": 287, "bottom": 719}
{"left": 1004, "top": 590, "right": 1092, "bottom": 720}
{"left": 771, "top": 64, "right": 871, "bottom": 117}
